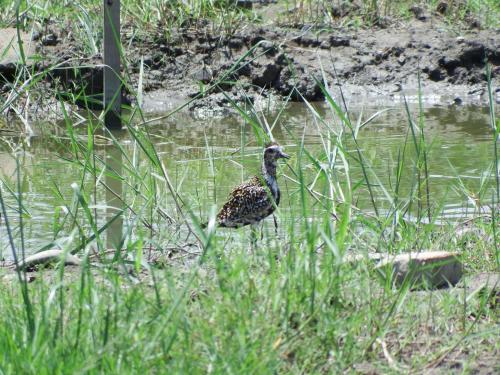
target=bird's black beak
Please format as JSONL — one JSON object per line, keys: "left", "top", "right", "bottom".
{"left": 279, "top": 151, "right": 291, "bottom": 159}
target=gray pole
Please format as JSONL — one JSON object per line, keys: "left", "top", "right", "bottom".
{"left": 103, "top": 0, "right": 121, "bottom": 129}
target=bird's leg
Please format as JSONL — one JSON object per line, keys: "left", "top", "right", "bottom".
{"left": 250, "top": 224, "right": 258, "bottom": 249}
{"left": 273, "top": 214, "right": 278, "bottom": 235}
{"left": 260, "top": 221, "right": 265, "bottom": 241}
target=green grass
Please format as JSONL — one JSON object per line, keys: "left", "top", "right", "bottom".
{"left": 0, "top": 213, "right": 498, "bottom": 373}
{"left": 1, "top": 66, "right": 499, "bottom": 373}
{"left": 0, "top": 0, "right": 257, "bottom": 41}
{"left": 1, "top": 246, "right": 497, "bottom": 373}
{"left": 1, "top": 0, "right": 499, "bottom": 32}
{"left": 278, "top": 0, "right": 500, "bottom": 29}
{"left": 0, "top": 1, "right": 499, "bottom": 373}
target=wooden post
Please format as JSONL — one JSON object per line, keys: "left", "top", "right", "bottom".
{"left": 103, "top": 0, "right": 121, "bottom": 129}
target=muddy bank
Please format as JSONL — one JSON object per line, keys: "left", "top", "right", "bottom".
{"left": 1, "top": 13, "right": 499, "bottom": 116}
{"left": 134, "top": 17, "right": 500, "bottom": 112}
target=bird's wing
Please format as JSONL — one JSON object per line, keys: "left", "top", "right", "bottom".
{"left": 217, "top": 182, "right": 273, "bottom": 226}
{"left": 226, "top": 176, "right": 261, "bottom": 198}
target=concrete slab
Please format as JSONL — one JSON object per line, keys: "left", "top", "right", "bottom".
{"left": 375, "top": 251, "right": 462, "bottom": 289}
{"left": 0, "top": 27, "right": 35, "bottom": 65}
{"left": 345, "top": 251, "right": 463, "bottom": 289}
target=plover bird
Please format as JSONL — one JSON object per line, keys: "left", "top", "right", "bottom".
{"left": 212, "top": 142, "right": 290, "bottom": 229}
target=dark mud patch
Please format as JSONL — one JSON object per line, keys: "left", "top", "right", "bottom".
{"left": 1, "top": 14, "right": 499, "bottom": 117}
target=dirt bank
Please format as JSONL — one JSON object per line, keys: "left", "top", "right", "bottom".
{"left": 1, "top": 11, "right": 499, "bottom": 116}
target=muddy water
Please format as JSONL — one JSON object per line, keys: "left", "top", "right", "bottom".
{"left": 0, "top": 103, "right": 495, "bottom": 259}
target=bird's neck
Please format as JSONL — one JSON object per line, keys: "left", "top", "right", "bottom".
{"left": 262, "top": 159, "right": 277, "bottom": 181}
{"left": 262, "top": 159, "right": 279, "bottom": 201}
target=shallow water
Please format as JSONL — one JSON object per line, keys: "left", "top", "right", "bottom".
{"left": 0, "top": 102, "right": 496, "bottom": 259}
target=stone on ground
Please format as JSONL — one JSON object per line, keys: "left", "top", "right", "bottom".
{"left": 15, "top": 249, "right": 81, "bottom": 271}
{"left": 375, "top": 251, "right": 462, "bottom": 289}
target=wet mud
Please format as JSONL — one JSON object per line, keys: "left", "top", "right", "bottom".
{"left": 1, "top": 10, "right": 499, "bottom": 116}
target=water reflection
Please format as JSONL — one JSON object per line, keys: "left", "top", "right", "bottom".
{"left": 0, "top": 103, "right": 496, "bottom": 257}
{"left": 104, "top": 136, "right": 124, "bottom": 250}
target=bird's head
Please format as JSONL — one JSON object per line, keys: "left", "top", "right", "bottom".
{"left": 263, "top": 142, "right": 290, "bottom": 162}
